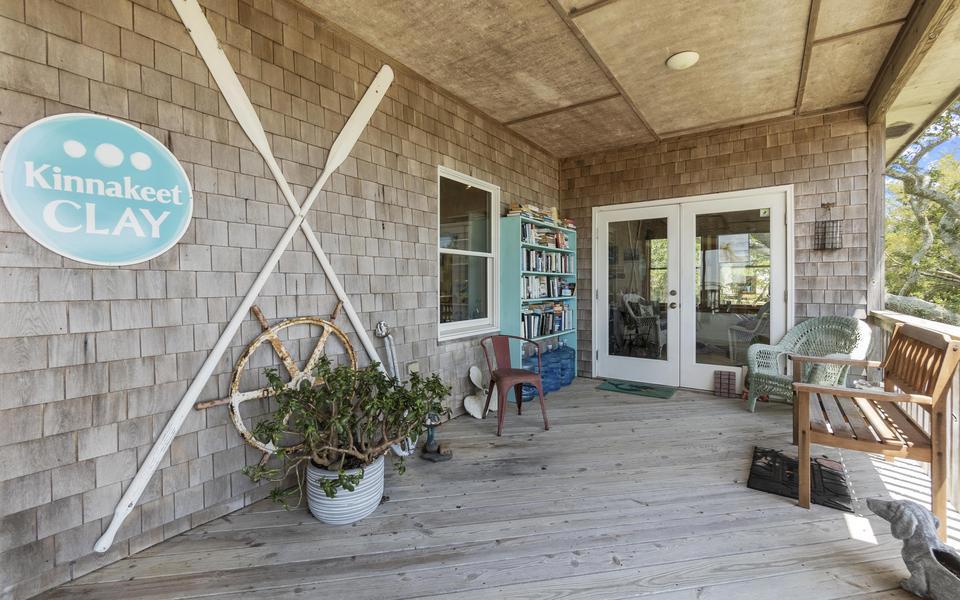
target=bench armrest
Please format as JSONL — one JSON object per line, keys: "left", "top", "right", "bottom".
{"left": 788, "top": 354, "right": 881, "bottom": 369}
{"left": 792, "top": 382, "right": 933, "bottom": 406}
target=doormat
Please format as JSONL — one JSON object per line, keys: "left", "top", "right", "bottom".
{"left": 747, "top": 446, "right": 853, "bottom": 512}
{"left": 596, "top": 379, "right": 676, "bottom": 399}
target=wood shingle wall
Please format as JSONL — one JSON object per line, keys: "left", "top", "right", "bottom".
{"left": 560, "top": 108, "right": 870, "bottom": 375}
{"left": 0, "top": 0, "right": 557, "bottom": 597}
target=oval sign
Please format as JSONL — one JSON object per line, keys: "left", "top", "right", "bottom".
{"left": 0, "top": 113, "right": 193, "bottom": 266}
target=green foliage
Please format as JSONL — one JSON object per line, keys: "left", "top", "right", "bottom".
{"left": 243, "top": 357, "right": 450, "bottom": 506}
{"left": 886, "top": 101, "right": 960, "bottom": 317}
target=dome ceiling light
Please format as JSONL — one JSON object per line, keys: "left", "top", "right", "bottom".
{"left": 666, "top": 51, "right": 700, "bottom": 71}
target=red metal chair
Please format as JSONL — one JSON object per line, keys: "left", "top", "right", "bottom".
{"left": 479, "top": 335, "right": 549, "bottom": 436}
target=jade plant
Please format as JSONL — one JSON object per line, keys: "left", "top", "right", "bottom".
{"left": 244, "top": 356, "right": 450, "bottom": 506}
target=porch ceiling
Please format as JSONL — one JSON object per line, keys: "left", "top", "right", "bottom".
{"left": 298, "top": 0, "right": 916, "bottom": 157}
{"left": 883, "top": 4, "right": 960, "bottom": 162}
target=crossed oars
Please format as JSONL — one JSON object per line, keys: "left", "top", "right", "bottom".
{"left": 95, "top": 0, "right": 393, "bottom": 552}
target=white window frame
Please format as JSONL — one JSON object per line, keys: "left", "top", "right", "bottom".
{"left": 437, "top": 166, "right": 500, "bottom": 342}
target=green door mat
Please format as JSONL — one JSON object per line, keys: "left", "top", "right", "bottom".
{"left": 596, "top": 379, "right": 676, "bottom": 399}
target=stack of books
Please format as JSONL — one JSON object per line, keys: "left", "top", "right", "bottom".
{"left": 505, "top": 203, "right": 554, "bottom": 222}
{"left": 521, "top": 302, "right": 573, "bottom": 338}
{"left": 521, "top": 222, "right": 570, "bottom": 249}
{"left": 505, "top": 203, "right": 576, "bottom": 230}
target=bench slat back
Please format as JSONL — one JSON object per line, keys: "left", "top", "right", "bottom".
{"left": 881, "top": 323, "right": 960, "bottom": 403}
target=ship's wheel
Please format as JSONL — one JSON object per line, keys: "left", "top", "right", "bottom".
{"left": 220, "top": 313, "right": 356, "bottom": 455}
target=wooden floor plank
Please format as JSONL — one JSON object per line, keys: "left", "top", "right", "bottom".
{"left": 38, "top": 379, "right": 920, "bottom": 600}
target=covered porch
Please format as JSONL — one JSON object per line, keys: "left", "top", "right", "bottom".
{"left": 38, "top": 377, "right": 955, "bottom": 599}
{"left": 3, "top": 0, "right": 960, "bottom": 598}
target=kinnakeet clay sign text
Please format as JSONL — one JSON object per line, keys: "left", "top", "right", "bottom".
{"left": 0, "top": 113, "right": 193, "bottom": 266}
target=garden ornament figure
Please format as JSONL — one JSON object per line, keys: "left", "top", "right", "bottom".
{"left": 867, "top": 498, "right": 960, "bottom": 599}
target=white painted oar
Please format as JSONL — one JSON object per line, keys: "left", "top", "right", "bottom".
{"left": 94, "top": 3, "right": 392, "bottom": 554}
{"left": 172, "top": 0, "right": 386, "bottom": 374}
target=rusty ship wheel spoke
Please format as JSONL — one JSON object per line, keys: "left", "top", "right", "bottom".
{"left": 225, "top": 316, "right": 356, "bottom": 455}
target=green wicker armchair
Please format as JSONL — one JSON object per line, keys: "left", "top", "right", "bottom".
{"left": 746, "top": 316, "right": 872, "bottom": 412}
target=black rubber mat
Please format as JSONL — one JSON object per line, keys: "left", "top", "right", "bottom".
{"left": 747, "top": 446, "right": 854, "bottom": 512}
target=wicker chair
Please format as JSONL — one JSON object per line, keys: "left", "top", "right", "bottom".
{"left": 746, "top": 316, "right": 872, "bottom": 412}
{"left": 727, "top": 302, "right": 770, "bottom": 363}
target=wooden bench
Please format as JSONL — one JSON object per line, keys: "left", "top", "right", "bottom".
{"left": 792, "top": 322, "right": 960, "bottom": 540}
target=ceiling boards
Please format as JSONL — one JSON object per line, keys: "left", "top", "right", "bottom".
{"left": 299, "top": 0, "right": 917, "bottom": 157}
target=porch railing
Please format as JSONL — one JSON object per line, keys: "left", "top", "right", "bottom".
{"left": 867, "top": 310, "right": 960, "bottom": 509}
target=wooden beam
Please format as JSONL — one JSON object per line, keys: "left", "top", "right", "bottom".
{"left": 811, "top": 18, "right": 908, "bottom": 46}
{"left": 568, "top": 0, "right": 622, "bottom": 18}
{"left": 658, "top": 107, "right": 796, "bottom": 139}
{"left": 795, "top": 0, "right": 821, "bottom": 114}
{"left": 867, "top": 120, "right": 886, "bottom": 312}
{"left": 654, "top": 103, "right": 864, "bottom": 141}
{"left": 545, "top": 0, "right": 660, "bottom": 142}
{"left": 504, "top": 93, "right": 621, "bottom": 126}
{"left": 866, "top": 0, "right": 960, "bottom": 124}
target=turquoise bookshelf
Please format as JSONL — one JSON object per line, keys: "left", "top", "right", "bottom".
{"left": 500, "top": 215, "right": 577, "bottom": 376}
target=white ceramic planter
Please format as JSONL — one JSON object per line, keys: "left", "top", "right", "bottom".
{"left": 306, "top": 455, "right": 385, "bottom": 525}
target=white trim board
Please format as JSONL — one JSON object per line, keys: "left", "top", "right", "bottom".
{"left": 436, "top": 165, "right": 501, "bottom": 343}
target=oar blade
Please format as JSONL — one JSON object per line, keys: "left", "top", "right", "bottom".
{"left": 322, "top": 65, "right": 394, "bottom": 175}
{"left": 171, "top": 0, "right": 272, "bottom": 159}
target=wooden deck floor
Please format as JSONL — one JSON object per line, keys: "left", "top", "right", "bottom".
{"left": 42, "top": 378, "right": 942, "bottom": 599}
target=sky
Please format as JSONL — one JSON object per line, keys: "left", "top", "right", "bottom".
{"left": 919, "top": 136, "right": 960, "bottom": 168}
{"left": 886, "top": 124, "right": 959, "bottom": 206}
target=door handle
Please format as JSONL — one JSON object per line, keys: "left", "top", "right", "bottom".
{"left": 669, "top": 302, "right": 678, "bottom": 309}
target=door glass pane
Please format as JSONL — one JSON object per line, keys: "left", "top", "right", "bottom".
{"left": 608, "top": 218, "right": 668, "bottom": 360}
{"left": 694, "top": 209, "right": 771, "bottom": 366}
{"left": 439, "top": 254, "right": 488, "bottom": 323}
{"left": 439, "top": 176, "right": 490, "bottom": 252}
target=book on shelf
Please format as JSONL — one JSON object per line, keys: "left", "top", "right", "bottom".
{"left": 521, "top": 222, "right": 571, "bottom": 249}
{"left": 522, "top": 249, "right": 571, "bottom": 273}
{"left": 521, "top": 276, "right": 575, "bottom": 300}
{"left": 521, "top": 301, "right": 573, "bottom": 338}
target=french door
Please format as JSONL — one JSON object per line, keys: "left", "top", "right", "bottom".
{"left": 594, "top": 187, "right": 791, "bottom": 391}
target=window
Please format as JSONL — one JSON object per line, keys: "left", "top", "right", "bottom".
{"left": 437, "top": 166, "right": 499, "bottom": 341}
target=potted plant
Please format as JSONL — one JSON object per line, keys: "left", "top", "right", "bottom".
{"left": 244, "top": 356, "right": 450, "bottom": 524}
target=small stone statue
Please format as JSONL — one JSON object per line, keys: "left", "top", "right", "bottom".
{"left": 867, "top": 498, "right": 960, "bottom": 599}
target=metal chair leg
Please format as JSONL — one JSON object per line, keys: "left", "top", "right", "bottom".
{"left": 481, "top": 380, "right": 495, "bottom": 418}
{"left": 496, "top": 387, "right": 507, "bottom": 437}
{"left": 536, "top": 382, "right": 549, "bottom": 431}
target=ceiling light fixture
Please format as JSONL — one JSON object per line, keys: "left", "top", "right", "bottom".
{"left": 666, "top": 51, "right": 700, "bottom": 71}
{"left": 885, "top": 121, "right": 914, "bottom": 138}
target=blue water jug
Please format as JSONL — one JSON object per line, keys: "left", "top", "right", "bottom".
{"left": 557, "top": 340, "right": 575, "bottom": 386}
{"left": 541, "top": 346, "right": 562, "bottom": 393}
{"left": 520, "top": 352, "right": 537, "bottom": 402}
